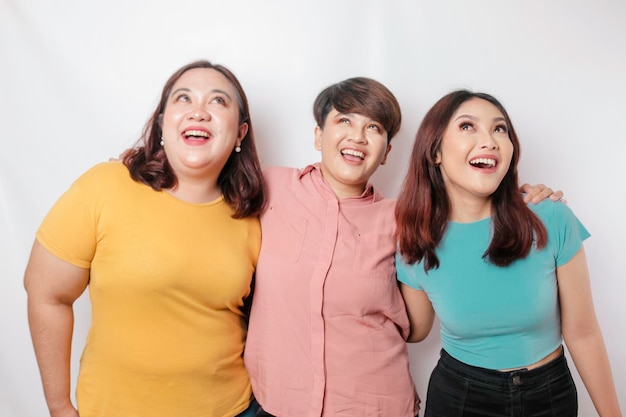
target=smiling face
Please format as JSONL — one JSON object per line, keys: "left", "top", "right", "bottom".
{"left": 436, "top": 98, "right": 514, "bottom": 214}
{"left": 314, "top": 109, "right": 392, "bottom": 198}
{"left": 160, "top": 67, "right": 247, "bottom": 184}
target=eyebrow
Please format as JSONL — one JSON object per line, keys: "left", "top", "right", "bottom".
{"left": 335, "top": 111, "right": 381, "bottom": 124}
{"left": 170, "top": 87, "right": 233, "bottom": 102}
{"left": 454, "top": 114, "right": 507, "bottom": 123}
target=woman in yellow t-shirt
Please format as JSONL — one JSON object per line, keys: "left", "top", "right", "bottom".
{"left": 24, "top": 60, "right": 266, "bottom": 417}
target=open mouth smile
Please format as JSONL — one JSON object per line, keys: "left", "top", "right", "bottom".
{"left": 341, "top": 149, "right": 365, "bottom": 160}
{"left": 469, "top": 157, "right": 496, "bottom": 168}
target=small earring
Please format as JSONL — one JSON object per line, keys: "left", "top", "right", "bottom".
{"left": 160, "top": 138, "right": 164, "bottom": 146}
{"left": 235, "top": 145, "right": 241, "bottom": 153}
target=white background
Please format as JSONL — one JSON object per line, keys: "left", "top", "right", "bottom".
{"left": 1, "top": 1, "right": 624, "bottom": 415}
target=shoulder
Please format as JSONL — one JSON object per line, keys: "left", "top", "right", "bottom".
{"left": 528, "top": 199, "right": 579, "bottom": 225}
{"left": 373, "top": 193, "right": 396, "bottom": 209}
{"left": 78, "top": 161, "right": 128, "bottom": 181}
{"left": 71, "top": 161, "right": 124, "bottom": 183}
{"left": 529, "top": 200, "right": 591, "bottom": 257}
{"left": 263, "top": 165, "right": 299, "bottom": 183}
{"left": 263, "top": 165, "right": 322, "bottom": 191}
{"left": 70, "top": 162, "right": 134, "bottom": 195}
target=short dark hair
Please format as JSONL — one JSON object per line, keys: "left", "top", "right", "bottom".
{"left": 313, "top": 77, "right": 402, "bottom": 142}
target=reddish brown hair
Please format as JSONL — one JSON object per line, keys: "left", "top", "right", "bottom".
{"left": 395, "top": 90, "right": 547, "bottom": 271}
{"left": 313, "top": 77, "right": 402, "bottom": 142}
{"left": 123, "top": 60, "right": 266, "bottom": 218}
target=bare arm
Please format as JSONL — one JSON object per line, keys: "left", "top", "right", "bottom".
{"left": 519, "top": 183, "right": 565, "bottom": 204}
{"left": 558, "top": 248, "right": 622, "bottom": 417}
{"left": 24, "top": 241, "right": 90, "bottom": 417}
{"left": 400, "top": 283, "right": 436, "bottom": 343}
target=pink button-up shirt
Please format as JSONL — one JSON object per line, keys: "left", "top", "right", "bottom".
{"left": 245, "top": 164, "right": 419, "bottom": 417}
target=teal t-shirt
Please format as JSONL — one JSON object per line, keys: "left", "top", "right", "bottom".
{"left": 396, "top": 200, "right": 590, "bottom": 370}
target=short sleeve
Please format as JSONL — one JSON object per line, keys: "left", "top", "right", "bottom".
{"left": 395, "top": 252, "right": 424, "bottom": 290}
{"left": 534, "top": 201, "right": 591, "bottom": 267}
{"left": 36, "top": 165, "right": 104, "bottom": 268}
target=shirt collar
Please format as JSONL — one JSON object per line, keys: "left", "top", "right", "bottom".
{"left": 299, "top": 163, "right": 376, "bottom": 200}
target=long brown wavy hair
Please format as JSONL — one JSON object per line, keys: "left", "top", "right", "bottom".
{"left": 395, "top": 90, "right": 547, "bottom": 271}
{"left": 123, "top": 60, "right": 266, "bottom": 218}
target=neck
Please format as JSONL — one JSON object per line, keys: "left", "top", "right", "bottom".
{"left": 448, "top": 193, "right": 492, "bottom": 223}
{"left": 331, "top": 184, "right": 367, "bottom": 199}
{"left": 325, "top": 179, "right": 367, "bottom": 199}
{"left": 319, "top": 168, "right": 367, "bottom": 200}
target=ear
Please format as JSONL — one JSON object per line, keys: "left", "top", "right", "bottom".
{"left": 380, "top": 144, "right": 393, "bottom": 165}
{"left": 434, "top": 150, "right": 442, "bottom": 166}
{"left": 238, "top": 122, "right": 249, "bottom": 143}
{"left": 314, "top": 125, "right": 323, "bottom": 151}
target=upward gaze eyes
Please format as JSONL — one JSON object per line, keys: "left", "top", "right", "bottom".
{"left": 174, "top": 93, "right": 191, "bottom": 102}
{"left": 337, "top": 117, "right": 383, "bottom": 133}
{"left": 460, "top": 122, "right": 473, "bottom": 131}
{"left": 211, "top": 96, "right": 226, "bottom": 105}
{"left": 494, "top": 124, "right": 508, "bottom": 134}
{"left": 459, "top": 121, "right": 508, "bottom": 134}
{"left": 172, "top": 93, "right": 227, "bottom": 106}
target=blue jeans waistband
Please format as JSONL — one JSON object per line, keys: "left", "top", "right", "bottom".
{"left": 438, "top": 348, "right": 569, "bottom": 390}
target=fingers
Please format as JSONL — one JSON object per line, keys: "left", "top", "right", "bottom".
{"left": 530, "top": 187, "right": 554, "bottom": 204}
{"left": 549, "top": 190, "right": 564, "bottom": 201}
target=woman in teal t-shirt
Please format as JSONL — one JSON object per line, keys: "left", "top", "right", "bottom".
{"left": 395, "top": 90, "right": 621, "bottom": 416}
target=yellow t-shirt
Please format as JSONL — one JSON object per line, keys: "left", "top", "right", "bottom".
{"left": 37, "top": 162, "right": 260, "bottom": 417}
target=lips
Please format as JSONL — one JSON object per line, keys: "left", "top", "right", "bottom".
{"left": 180, "top": 127, "right": 213, "bottom": 145}
{"left": 341, "top": 148, "right": 365, "bottom": 161}
{"left": 182, "top": 128, "right": 212, "bottom": 140}
{"left": 469, "top": 157, "right": 496, "bottom": 168}
{"left": 184, "top": 129, "right": 210, "bottom": 138}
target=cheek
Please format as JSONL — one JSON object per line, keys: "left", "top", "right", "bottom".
{"left": 162, "top": 113, "right": 182, "bottom": 131}
{"left": 497, "top": 143, "right": 515, "bottom": 173}
{"left": 373, "top": 145, "right": 389, "bottom": 164}
{"left": 366, "top": 135, "right": 388, "bottom": 158}
{"left": 440, "top": 140, "right": 468, "bottom": 162}
{"left": 323, "top": 131, "right": 342, "bottom": 148}
{"left": 502, "top": 141, "right": 515, "bottom": 163}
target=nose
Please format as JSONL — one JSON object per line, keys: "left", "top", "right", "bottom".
{"left": 189, "top": 107, "right": 210, "bottom": 121}
{"left": 479, "top": 132, "right": 499, "bottom": 149}
{"left": 349, "top": 127, "right": 367, "bottom": 144}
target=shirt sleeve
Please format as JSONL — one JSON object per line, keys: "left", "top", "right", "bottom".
{"left": 538, "top": 201, "right": 591, "bottom": 267}
{"left": 36, "top": 165, "right": 102, "bottom": 269}
{"left": 395, "top": 252, "right": 424, "bottom": 290}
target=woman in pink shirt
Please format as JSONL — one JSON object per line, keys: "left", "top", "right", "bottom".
{"left": 243, "top": 78, "right": 561, "bottom": 417}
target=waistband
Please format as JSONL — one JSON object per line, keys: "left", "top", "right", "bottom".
{"left": 437, "top": 348, "right": 570, "bottom": 389}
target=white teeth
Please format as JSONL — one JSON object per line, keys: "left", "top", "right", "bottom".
{"left": 470, "top": 158, "right": 496, "bottom": 167}
{"left": 184, "top": 130, "right": 210, "bottom": 138}
{"left": 341, "top": 149, "right": 365, "bottom": 159}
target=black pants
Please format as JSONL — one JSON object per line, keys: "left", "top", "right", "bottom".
{"left": 425, "top": 349, "right": 577, "bottom": 417}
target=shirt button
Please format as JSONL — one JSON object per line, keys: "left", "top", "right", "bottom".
{"left": 512, "top": 375, "right": 521, "bottom": 385}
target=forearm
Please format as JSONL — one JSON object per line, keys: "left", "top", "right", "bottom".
{"left": 406, "top": 316, "right": 434, "bottom": 343}
{"left": 565, "top": 329, "right": 622, "bottom": 417}
{"left": 28, "top": 299, "right": 78, "bottom": 417}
